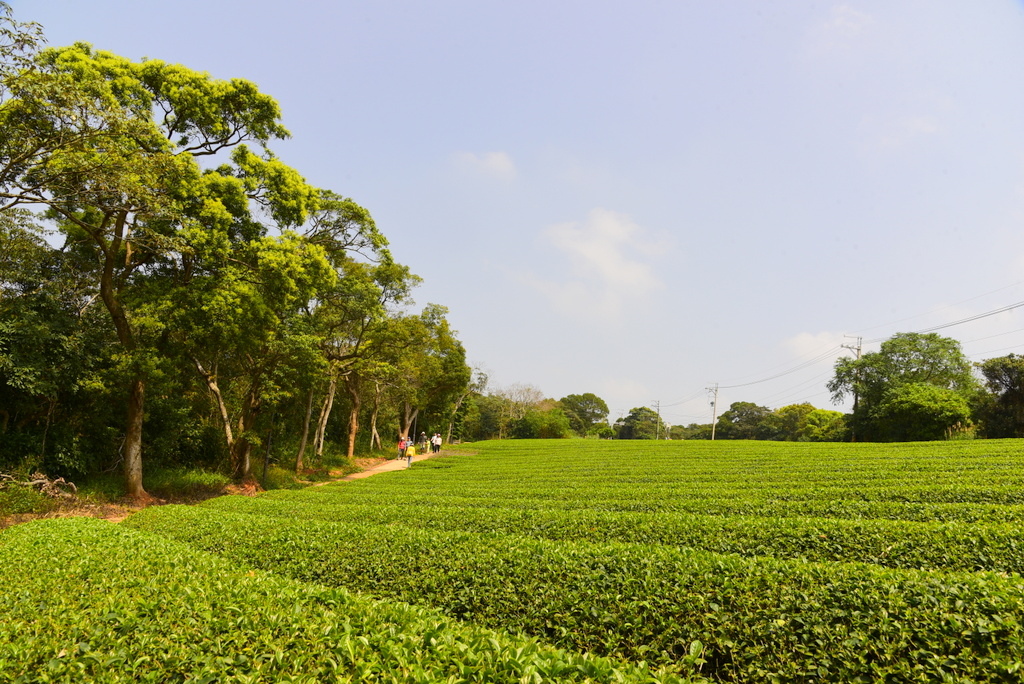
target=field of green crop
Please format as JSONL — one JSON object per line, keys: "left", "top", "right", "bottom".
{"left": 117, "top": 439, "right": 1024, "bottom": 682}
{"left": 0, "top": 517, "right": 686, "bottom": 683}
{"left": 6, "top": 439, "right": 1024, "bottom": 681}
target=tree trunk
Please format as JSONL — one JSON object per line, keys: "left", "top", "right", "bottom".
{"left": 123, "top": 376, "right": 149, "bottom": 501}
{"left": 231, "top": 436, "right": 252, "bottom": 482}
{"left": 231, "top": 390, "right": 259, "bottom": 483}
{"left": 295, "top": 386, "right": 315, "bottom": 472}
{"left": 192, "top": 356, "right": 235, "bottom": 458}
{"left": 99, "top": 211, "right": 150, "bottom": 502}
{"left": 400, "top": 402, "right": 418, "bottom": 440}
{"left": 370, "top": 381, "right": 382, "bottom": 451}
{"left": 313, "top": 373, "right": 337, "bottom": 460}
{"left": 344, "top": 377, "right": 361, "bottom": 459}
{"left": 446, "top": 391, "right": 469, "bottom": 445}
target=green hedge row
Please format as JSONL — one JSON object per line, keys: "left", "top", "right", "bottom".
{"left": 200, "top": 494, "right": 1024, "bottom": 574}
{"left": 0, "top": 517, "right": 688, "bottom": 684}
{"left": 259, "top": 482, "right": 1024, "bottom": 524}
{"left": 124, "top": 505, "right": 1024, "bottom": 683}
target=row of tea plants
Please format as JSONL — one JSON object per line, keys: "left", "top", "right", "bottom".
{"left": 122, "top": 439, "right": 1024, "bottom": 681}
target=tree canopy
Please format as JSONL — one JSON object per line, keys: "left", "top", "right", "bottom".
{"left": 828, "top": 333, "right": 979, "bottom": 442}
{"left": 558, "top": 393, "right": 609, "bottom": 436}
{"left": 0, "top": 11, "right": 473, "bottom": 497}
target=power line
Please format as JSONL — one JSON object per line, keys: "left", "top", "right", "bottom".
{"left": 718, "top": 346, "right": 845, "bottom": 389}
{"left": 865, "top": 299, "right": 1024, "bottom": 344}
{"left": 852, "top": 279, "right": 1024, "bottom": 335}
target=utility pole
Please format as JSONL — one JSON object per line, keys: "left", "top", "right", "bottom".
{"left": 841, "top": 336, "right": 863, "bottom": 442}
{"left": 653, "top": 400, "right": 661, "bottom": 440}
{"left": 708, "top": 384, "right": 719, "bottom": 441}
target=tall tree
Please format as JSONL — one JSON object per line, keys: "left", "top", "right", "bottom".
{"left": 558, "top": 392, "right": 609, "bottom": 436}
{"left": 715, "top": 401, "right": 772, "bottom": 440}
{"left": 393, "top": 305, "right": 471, "bottom": 440}
{"left": 798, "top": 409, "right": 847, "bottom": 442}
{"left": 976, "top": 354, "right": 1024, "bottom": 438}
{"left": 1, "top": 39, "right": 307, "bottom": 498}
{"left": 828, "top": 332, "right": 979, "bottom": 442}
{"left": 164, "top": 230, "right": 334, "bottom": 482}
{"left": 614, "top": 406, "right": 666, "bottom": 440}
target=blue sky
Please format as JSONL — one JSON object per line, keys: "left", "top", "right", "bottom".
{"left": 17, "top": 1, "right": 1024, "bottom": 426}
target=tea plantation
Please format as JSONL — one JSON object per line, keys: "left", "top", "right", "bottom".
{"left": 7, "top": 439, "right": 1024, "bottom": 681}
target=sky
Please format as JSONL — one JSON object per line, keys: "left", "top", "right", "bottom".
{"left": 16, "top": 0, "right": 1024, "bottom": 426}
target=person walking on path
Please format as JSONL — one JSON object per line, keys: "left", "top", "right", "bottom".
{"left": 406, "top": 440, "right": 416, "bottom": 468}
{"left": 397, "top": 437, "right": 408, "bottom": 460}
{"left": 431, "top": 433, "right": 442, "bottom": 454}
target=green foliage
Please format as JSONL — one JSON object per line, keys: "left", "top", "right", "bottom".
{"left": 203, "top": 492, "right": 1024, "bottom": 575}
{"left": 829, "top": 332, "right": 980, "bottom": 441}
{"left": 714, "top": 401, "right": 772, "bottom": 440}
{"left": 614, "top": 406, "right": 666, "bottom": 439}
{"left": 125, "top": 439, "right": 1024, "bottom": 682}
{"left": 559, "top": 393, "right": 610, "bottom": 435}
{"left": 513, "top": 407, "right": 573, "bottom": 439}
{"left": 977, "top": 354, "right": 1024, "bottom": 438}
{"left": 0, "top": 517, "right": 681, "bottom": 683}
{"left": 0, "top": 484, "right": 52, "bottom": 515}
{"left": 260, "top": 465, "right": 307, "bottom": 490}
{"left": 128, "top": 501, "right": 1024, "bottom": 682}
{"left": 142, "top": 467, "right": 230, "bottom": 499}
{"left": 871, "top": 382, "right": 973, "bottom": 442}
{"left": 799, "top": 408, "right": 847, "bottom": 441}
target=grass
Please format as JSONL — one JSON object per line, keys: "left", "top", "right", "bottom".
{"left": 0, "top": 486, "right": 54, "bottom": 516}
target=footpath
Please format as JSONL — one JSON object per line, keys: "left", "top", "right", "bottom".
{"left": 1, "top": 451, "right": 450, "bottom": 529}
{"left": 341, "top": 450, "right": 443, "bottom": 481}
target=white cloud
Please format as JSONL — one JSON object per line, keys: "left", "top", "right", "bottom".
{"left": 452, "top": 151, "right": 517, "bottom": 181}
{"left": 524, "top": 208, "right": 668, "bottom": 319}
{"left": 805, "top": 4, "right": 878, "bottom": 57}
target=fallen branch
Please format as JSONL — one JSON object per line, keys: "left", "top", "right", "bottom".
{"left": 0, "top": 472, "right": 78, "bottom": 499}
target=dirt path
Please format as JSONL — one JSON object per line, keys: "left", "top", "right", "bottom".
{"left": 332, "top": 450, "right": 446, "bottom": 482}
{"left": 2, "top": 451, "right": 452, "bottom": 529}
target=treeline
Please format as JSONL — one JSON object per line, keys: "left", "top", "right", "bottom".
{"left": 462, "top": 332, "right": 1024, "bottom": 443}
{"left": 665, "top": 332, "right": 1024, "bottom": 442}
{"left": 457, "top": 387, "right": 614, "bottom": 441}
{"left": 0, "top": 7, "right": 471, "bottom": 499}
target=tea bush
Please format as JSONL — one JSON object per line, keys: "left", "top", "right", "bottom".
{"left": 0, "top": 517, "right": 688, "bottom": 683}
{"left": 124, "top": 504, "right": 1024, "bottom": 682}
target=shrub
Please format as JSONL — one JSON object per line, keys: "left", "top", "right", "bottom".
{"left": 0, "top": 517, "right": 688, "bottom": 683}
{"left": 125, "top": 505, "right": 1024, "bottom": 682}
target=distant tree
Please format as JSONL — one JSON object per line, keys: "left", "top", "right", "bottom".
{"left": 558, "top": 392, "right": 609, "bottom": 436}
{"left": 491, "top": 384, "right": 544, "bottom": 439}
{"left": 512, "top": 407, "right": 572, "bottom": 439}
{"left": 828, "top": 332, "right": 980, "bottom": 441}
{"left": 798, "top": 409, "right": 847, "bottom": 442}
{"left": 614, "top": 406, "right": 666, "bottom": 440}
{"left": 444, "top": 368, "right": 487, "bottom": 444}
{"left": 976, "top": 354, "right": 1024, "bottom": 438}
{"left": 462, "top": 393, "right": 504, "bottom": 441}
{"left": 589, "top": 421, "right": 615, "bottom": 439}
{"left": 768, "top": 403, "right": 816, "bottom": 441}
{"left": 671, "top": 423, "right": 713, "bottom": 440}
{"left": 871, "top": 383, "right": 972, "bottom": 442}
{"left": 715, "top": 401, "right": 772, "bottom": 440}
